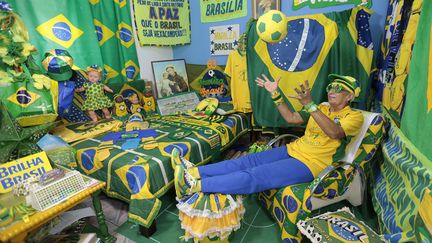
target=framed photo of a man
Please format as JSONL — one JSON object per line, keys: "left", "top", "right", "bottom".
{"left": 252, "top": 0, "right": 281, "bottom": 19}
{"left": 151, "top": 59, "right": 189, "bottom": 99}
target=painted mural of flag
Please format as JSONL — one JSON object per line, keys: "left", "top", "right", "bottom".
{"left": 247, "top": 7, "right": 374, "bottom": 127}
{"left": 401, "top": 1, "right": 432, "bottom": 160}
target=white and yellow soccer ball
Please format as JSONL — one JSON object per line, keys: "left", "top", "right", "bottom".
{"left": 256, "top": 10, "right": 288, "bottom": 44}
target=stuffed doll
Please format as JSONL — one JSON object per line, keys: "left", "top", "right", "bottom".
{"left": 127, "top": 93, "right": 143, "bottom": 114}
{"left": 113, "top": 94, "right": 128, "bottom": 117}
{"left": 75, "top": 64, "right": 113, "bottom": 122}
{"left": 142, "top": 82, "right": 156, "bottom": 115}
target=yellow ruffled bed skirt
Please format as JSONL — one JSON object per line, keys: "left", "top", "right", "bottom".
{"left": 177, "top": 192, "right": 245, "bottom": 242}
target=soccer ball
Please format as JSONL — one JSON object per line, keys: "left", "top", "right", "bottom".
{"left": 256, "top": 10, "right": 288, "bottom": 44}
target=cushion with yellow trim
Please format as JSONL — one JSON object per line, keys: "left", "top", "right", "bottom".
{"left": 297, "top": 207, "right": 383, "bottom": 243}
{"left": 190, "top": 66, "right": 231, "bottom": 102}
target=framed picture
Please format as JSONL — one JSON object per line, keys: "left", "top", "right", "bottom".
{"left": 151, "top": 59, "right": 189, "bottom": 99}
{"left": 252, "top": 0, "right": 281, "bottom": 19}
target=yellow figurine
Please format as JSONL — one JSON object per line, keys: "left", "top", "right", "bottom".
{"left": 127, "top": 93, "right": 144, "bottom": 114}
{"left": 113, "top": 94, "right": 128, "bottom": 117}
{"left": 143, "top": 82, "right": 156, "bottom": 114}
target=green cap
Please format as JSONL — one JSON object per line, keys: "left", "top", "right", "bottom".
{"left": 328, "top": 74, "right": 361, "bottom": 97}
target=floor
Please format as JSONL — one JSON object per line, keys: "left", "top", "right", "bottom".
{"left": 83, "top": 190, "right": 284, "bottom": 243}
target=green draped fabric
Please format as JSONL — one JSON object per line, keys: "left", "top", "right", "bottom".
{"left": 400, "top": 0, "right": 432, "bottom": 161}
{"left": 8, "top": 0, "right": 139, "bottom": 86}
{"left": 247, "top": 7, "right": 374, "bottom": 128}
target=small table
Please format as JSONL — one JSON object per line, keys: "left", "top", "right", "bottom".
{"left": 0, "top": 180, "right": 116, "bottom": 243}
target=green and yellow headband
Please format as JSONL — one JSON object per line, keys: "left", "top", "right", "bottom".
{"left": 86, "top": 64, "right": 102, "bottom": 73}
{"left": 328, "top": 74, "right": 361, "bottom": 97}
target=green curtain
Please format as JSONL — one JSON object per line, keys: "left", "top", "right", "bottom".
{"left": 400, "top": 0, "right": 432, "bottom": 160}
{"left": 8, "top": 0, "right": 139, "bottom": 88}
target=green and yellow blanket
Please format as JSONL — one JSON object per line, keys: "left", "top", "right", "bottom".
{"left": 70, "top": 113, "right": 250, "bottom": 227}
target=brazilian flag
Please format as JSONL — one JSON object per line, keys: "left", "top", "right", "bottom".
{"left": 401, "top": 0, "right": 432, "bottom": 160}
{"left": 8, "top": 0, "right": 139, "bottom": 86}
{"left": 247, "top": 7, "right": 374, "bottom": 127}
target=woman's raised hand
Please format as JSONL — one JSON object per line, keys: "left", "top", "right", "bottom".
{"left": 288, "top": 80, "right": 312, "bottom": 106}
{"left": 255, "top": 74, "right": 281, "bottom": 93}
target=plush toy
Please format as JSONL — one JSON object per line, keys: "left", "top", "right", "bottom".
{"left": 75, "top": 64, "right": 113, "bottom": 122}
{"left": 113, "top": 94, "right": 128, "bottom": 117}
{"left": 142, "top": 81, "right": 156, "bottom": 114}
{"left": 127, "top": 93, "right": 144, "bottom": 114}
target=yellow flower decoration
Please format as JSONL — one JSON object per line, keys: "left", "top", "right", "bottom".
{"left": 0, "top": 70, "right": 13, "bottom": 85}
{"left": 21, "top": 43, "right": 36, "bottom": 57}
{"left": 0, "top": 47, "right": 7, "bottom": 57}
{"left": 32, "top": 74, "right": 52, "bottom": 90}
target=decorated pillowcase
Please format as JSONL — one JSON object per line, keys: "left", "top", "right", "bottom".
{"left": 190, "top": 66, "right": 231, "bottom": 102}
{"left": 297, "top": 207, "right": 384, "bottom": 243}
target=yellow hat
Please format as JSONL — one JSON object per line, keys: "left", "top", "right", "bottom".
{"left": 328, "top": 74, "right": 361, "bottom": 97}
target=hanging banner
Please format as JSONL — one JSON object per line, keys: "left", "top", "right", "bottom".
{"left": 132, "top": 0, "right": 191, "bottom": 46}
{"left": 292, "top": 0, "right": 372, "bottom": 10}
{"left": 210, "top": 24, "right": 240, "bottom": 56}
{"left": 200, "top": 0, "right": 247, "bottom": 23}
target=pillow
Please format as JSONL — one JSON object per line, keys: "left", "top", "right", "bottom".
{"left": 190, "top": 66, "right": 231, "bottom": 102}
{"left": 297, "top": 207, "right": 383, "bottom": 243}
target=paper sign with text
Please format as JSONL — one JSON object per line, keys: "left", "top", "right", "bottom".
{"left": 132, "top": 0, "right": 191, "bottom": 46}
{"left": 0, "top": 152, "right": 52, "bottom": 193}
{"left": 200, "top": 0, "right": 247, "bottom": 23}
{"left": 210, "top": 24, "right": 239, "bottom": 56}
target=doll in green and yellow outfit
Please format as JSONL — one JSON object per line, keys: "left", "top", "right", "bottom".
{"left": 76, "top": 64, "right": 113, "bottom": 122}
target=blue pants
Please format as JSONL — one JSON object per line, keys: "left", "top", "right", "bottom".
{"left": 198, "top": 146, "right": 314, "bottom": 194}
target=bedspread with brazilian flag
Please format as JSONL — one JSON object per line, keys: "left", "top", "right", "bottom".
{"left": 70, "top": 112, "right": 250, "bottom": 227}
{"left": 247, "top": 7, "right": 374, "bottom": 127}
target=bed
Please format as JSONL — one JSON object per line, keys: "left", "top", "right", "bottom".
{"left": 64, "top": 112, "right": 250, "bottom": 229}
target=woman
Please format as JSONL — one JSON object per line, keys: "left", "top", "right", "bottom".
{"left": 173, "top": 73, "right": 364, "bottom": 198}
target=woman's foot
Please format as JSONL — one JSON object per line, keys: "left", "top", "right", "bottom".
{"left": 171, "top": 148, "right": 194, "bottom": 169}
{"left": 174, "top": 164, "right": 197, "bottom": 199}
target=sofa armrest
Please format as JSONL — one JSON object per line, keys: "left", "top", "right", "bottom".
{"left": 267, "top": 134, "right": 300, "bottom": 147}
{"left": 308, "top": 161, "right": 363, "bottom": 195}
